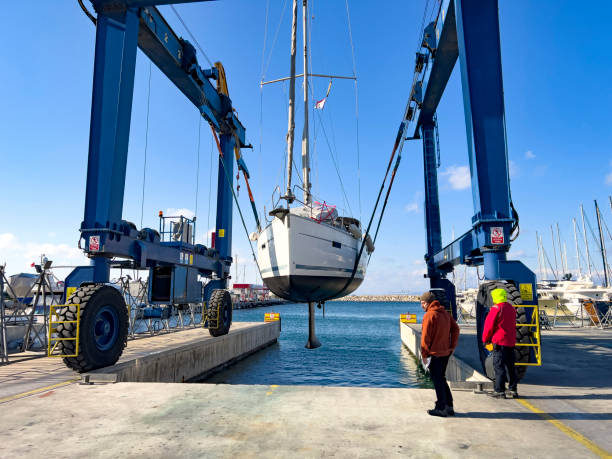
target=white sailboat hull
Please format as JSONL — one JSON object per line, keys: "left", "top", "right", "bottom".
{"left": 257, "top": 213, "right": 367, "bottom": 302}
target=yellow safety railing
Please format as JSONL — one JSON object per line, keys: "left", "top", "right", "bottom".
{"left": 48, "top": 304, "right": 80, "bottom": 358}
{"left": 264, "top": 312, "right": 280, "bottom": 322}
{"left": 400, "top": 313, "right": 417, "bottom": 324}
{"left": 513, "top": 304, "right": 542, "bottom": 366}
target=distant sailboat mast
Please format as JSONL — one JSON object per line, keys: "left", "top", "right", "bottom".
{"left": 301, "top": 0, "right": 312, "bottom": 205}
{"left": 580, "top": 204, "right": 593, "bottom": 277}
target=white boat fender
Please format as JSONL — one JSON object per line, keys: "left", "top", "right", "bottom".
{"left": 348, "top": 223, "right": 361, "bottom": 239}
{"left": 249, "top": 232, "right": 259, "bottom": 242}
{"left": 364, "top": 233, "right": 375, "bottom": 253}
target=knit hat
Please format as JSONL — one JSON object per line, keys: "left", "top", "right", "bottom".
{"left": 420, "top": 291, "right": 435, "bottom": 303}
{"left": 491, "top": 288, "right": 507, "bottom": 304}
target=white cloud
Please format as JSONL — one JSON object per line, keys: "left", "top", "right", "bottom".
{"left": 404, "top": 202, "right": 418, "bottom": 213}
{"left": 0, "top": 233, "right": 17, "bottom": 250}
{"left": 0, "top": 233, "right": 86, "bottom": 276}
{"left": 525, "top": 150, "right": 536, "bottom": 160}
{"left": 509, "top": 160, "right": 519, "bottom": 178}
{"left": 606, "top": 161, "right": 612, "bottom": 185}
{"left": 440, "top": 165, "right": 471, "bottom": 190}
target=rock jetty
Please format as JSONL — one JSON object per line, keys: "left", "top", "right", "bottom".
{"left": 331, "top": 294, "right": 419, "bottom": 303}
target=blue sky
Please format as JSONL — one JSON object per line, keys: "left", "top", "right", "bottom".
{"left": 1, "top": 1, "right": 611, "bottom": 293}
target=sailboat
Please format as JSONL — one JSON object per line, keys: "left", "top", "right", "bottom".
{"left": 254, "top": 0, "right": 373, "bottom": 347}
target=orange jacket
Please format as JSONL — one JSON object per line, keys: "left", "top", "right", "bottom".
{"left": 421, "top": 301, "right": 460, "bottom": 358}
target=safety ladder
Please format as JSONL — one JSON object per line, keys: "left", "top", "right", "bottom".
{"left": 513, "top": 304, "right": 542, "bottom": 366}
{"left": 47, "top": 304, "right": 80, "bottom": 357}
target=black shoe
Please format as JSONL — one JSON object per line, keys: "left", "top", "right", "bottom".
{"left": 446, "top": 406, "right": 455, "bottom": 416}
{"left": 427, "top": 408, "right": 448, "bottom": 417}
{"left": 506, "top": 389, "right": 519, "bottom": 399}
{"left": 488, "top": 391, "right": 506, "bottom": 399}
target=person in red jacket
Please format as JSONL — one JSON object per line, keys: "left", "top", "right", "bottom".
{"left": 482, "top": 288, "right": 519, "bottom": 399}
{"left": 420, "top": 291, "right": 460, "bottom": 417}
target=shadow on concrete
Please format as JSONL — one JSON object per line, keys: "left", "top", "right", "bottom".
{"left": 455, "top": 328, "right": 612, "bottom": 388}
{"left": 458, "top": 411, "right": 612, "bottom": 420}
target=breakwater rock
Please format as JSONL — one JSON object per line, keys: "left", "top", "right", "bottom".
{"left": 331, "top": 295, "right": 419, "bottom": 303}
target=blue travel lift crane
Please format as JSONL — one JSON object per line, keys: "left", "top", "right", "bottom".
{"left": 406, "top": 0, "right": 541, "bottom": 378}
{"left": 55, "top": 0, "right": 252, "bottom": 372}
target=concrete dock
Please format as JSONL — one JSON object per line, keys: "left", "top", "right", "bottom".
{"left": 400, "top": 322, "right": 612, "bottom": 458}
{"left": 0, "top": 321, "right": 280, "bottom": 401}
{"left": 0, "top": 321, "right": 610, "bottom": 458}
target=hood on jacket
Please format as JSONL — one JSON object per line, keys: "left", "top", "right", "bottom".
{"left": 426, "top": 300, "right": 446, "bottom": 312}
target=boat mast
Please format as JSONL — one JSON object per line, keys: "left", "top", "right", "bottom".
{"left": 284, "top": 0, "right": 298, "bottom": 204}
{"left": 550, "top": 225, "right": 559, "bottom": 280}
{"left": 556, "top": 223, "right": 565, "bottom": 277}
{"left": 595, "top": 200, "right": 610, "bottom": 287}
{"left": 301, "top": 0, "right": 312, "bottom": 205}
{"left": 536, "top": 231, "right": 544, "bottom": 280}
{"left": 580, "top": 204, "right": 593, "bottom": 277}
{"left": 572, "top": 218, "right": 582, "bottom": 277}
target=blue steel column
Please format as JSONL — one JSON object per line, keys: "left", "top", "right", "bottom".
{"left": 422, "top": 120, "right": 457, "bottom": 318}
{"left": 455, "top": 0, "right": 511, "bottom": 280}
{"left": 422, "top": 121, "right": 442, "bottom": 280}
{"left": 214, "top": 133, "right": 235, "bottom": 285}
{"left": 82, "top": 8, "right": 140, "bottom": 283}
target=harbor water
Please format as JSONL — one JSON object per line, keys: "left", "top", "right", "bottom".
{"left": 203, "top": 301, "right": 432, "bottom": 388}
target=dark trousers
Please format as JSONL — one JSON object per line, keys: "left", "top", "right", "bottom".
{"left": 429, "top": 355, "right": 453, "bottom": 410}
{"left": 492, "top": 344, "right": 518, "bottom": 393}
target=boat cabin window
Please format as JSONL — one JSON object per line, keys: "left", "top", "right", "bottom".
{"left": 332, "top": 241, "right": 341, "bottom": 248}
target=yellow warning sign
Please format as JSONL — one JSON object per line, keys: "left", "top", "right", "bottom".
{"left": 400, "top": 313, "right": 417, "bottom": 324}
{"left": 66, "top": 287, "right": 76, "bottom": 299}
{"left": 519, "top": 283, "right": 533, "bottom": 301}
{"left": 218, "top": 229, "right": 225, "bottom": 237}
{"left": 265, "top": 312, "right": 280, "bottom": 322}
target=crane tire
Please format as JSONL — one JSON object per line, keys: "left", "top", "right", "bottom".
{"left": 56, "top": 284, "right": 128, "bottom": 373}
{"left": 208, "top": 289, "right": 232, "bottom": 337}
{"left": 476, "top": 281, "right": 530, "bottom": 381}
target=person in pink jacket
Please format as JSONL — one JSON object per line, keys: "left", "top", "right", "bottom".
{"left": 482, "top": 288, "right": 519, "bottom": 399}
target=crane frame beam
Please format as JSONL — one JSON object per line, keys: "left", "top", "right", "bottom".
{"left": 67, "top": 1, "right": 245, "bottom": 297}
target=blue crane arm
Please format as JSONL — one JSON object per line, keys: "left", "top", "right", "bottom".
{"left": 93, "top": 0, "right": 215, "bottom": 10}
{"left": 114, "top": 4, "right": 246, "bottom": 142}
{"left": 74, "top": 1, "right": 249, "bottom": 286}
{"left": 413, "top": 0, "right": 458, "bottom": 135}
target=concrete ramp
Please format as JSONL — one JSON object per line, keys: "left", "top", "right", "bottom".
{"left": 83, "top": 321, "right": 280, "bottom": 383}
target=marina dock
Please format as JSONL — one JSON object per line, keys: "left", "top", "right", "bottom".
{"left": 400, "top": 322, "right": 612, "bottom": 457}
{"left": 0, "top": 318, "right": 610, "bottom": 457}
{"left": 0, "top": 321, "right": 280, "bottom": 401}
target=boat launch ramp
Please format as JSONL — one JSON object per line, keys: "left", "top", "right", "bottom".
{"left": 0, "top": 320, "right": 610, "bottom": 458}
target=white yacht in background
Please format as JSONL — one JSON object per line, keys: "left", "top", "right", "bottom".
{"left": 537, "top": 276, "right": 612, "bottom": 318}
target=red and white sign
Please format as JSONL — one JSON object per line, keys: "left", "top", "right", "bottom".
{"left": 89, "top": 235, "right": 100, "bottom": 252}
{"left": 491, "top": 227, "right": 504, "bottom": 245}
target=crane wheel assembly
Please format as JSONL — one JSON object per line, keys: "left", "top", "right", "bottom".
{"left": 207, "top": 289, "right": 233, "bottom": 337}
{"left": 476, "top": 281, "right": 530, "bottom": 381}
{"left": 56, "top": 284, "right": 129, "bottom": 373}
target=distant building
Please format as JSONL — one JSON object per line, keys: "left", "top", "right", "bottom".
{"left": 231, "top": 283, "right": 270, "bottom": 302}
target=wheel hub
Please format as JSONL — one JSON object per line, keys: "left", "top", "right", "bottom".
{"left": 94, "top": 305, "right": 119, "bottom": 352}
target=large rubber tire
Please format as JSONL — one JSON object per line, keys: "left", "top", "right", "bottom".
{"left": 208, "top": 289, "right": 232, "bottom": 337}
{"left": 56, "top": 284, "right": 129, "bottom": 373}
{"left": 476, "top": 281, "right": 530, "bottom": 381}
